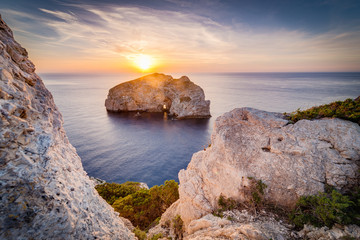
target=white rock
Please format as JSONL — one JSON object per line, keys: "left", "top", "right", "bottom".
{"left": 299, "top": 224, "right": 360, "bottom": 240}
{"left": 182, "top": 210, "right": 292, "bottom": 240}
{"left": 163, "top": 107, "right": 360, "bottom": 231}
{"left": 105, "top": 73, "right": 211, "bottom": 119}
{"left": 0, "top": 15, "right": 135, "bottom": 239}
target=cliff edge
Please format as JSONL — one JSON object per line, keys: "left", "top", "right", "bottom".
{"left": 160, "top": 107, "right": 360, "bottom": 236}
{"left": 0, "top": 15, "right": 135, "bottom": 239}
{"left": 105, "top": 73, "right": 211, "bottom": 119}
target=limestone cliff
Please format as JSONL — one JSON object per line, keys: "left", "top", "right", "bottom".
{"left": 105, "top": 73, "right": 211, "bottom": 119}
{"left": 160, "top": 107, "right": 360, "bottom": 235}
{"left": 0, "top": 16, "right": 135, "bottom": 239}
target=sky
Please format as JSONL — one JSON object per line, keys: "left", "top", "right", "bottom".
{"left": 1, "top": 0, "right": 360, "bottom": 73}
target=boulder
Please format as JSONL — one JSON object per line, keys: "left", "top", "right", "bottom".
{"left": 105, "top": 73, "right": 211, "bottom": 119}
{"left": 0, "top": 15, "right": 135, "bottom": 239}
{"left": 162, "top": 107, "right": 360, "bottom": 231}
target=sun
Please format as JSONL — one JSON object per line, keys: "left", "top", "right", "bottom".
{"left": 133, "top": 54, "right": 153, "bottom": 71}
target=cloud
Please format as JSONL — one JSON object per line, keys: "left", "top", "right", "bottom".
{"left": 1, "top": 4, "right": 360, "bottom": 72}
{"left": 35, "top": 5, "right": 235, "bottom": 62}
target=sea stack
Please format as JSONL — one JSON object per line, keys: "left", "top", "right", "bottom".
{"left": 105, "top": 73, "right": 211, "bottom": 119}
{"left": 0, "top": 16, "right": 135, "bottom": 239}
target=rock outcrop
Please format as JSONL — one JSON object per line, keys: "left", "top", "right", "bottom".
{"left": 298, "top": 223, "right": 360, "bottom": 240}
{"left": 0, "top": 15, "right": 135, "bottom": 239}
{"left": 150, "top": 209, "right": 296, "bottom": 240}
{"left": 105, "top": 73, "right": 211, "bottom": 119}
{"left": 161, "top": 107, "right": 360, "bottom": 232}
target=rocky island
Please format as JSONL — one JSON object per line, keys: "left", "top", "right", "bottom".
{"left": 105, "top": 73, "right": 211, "bottom": 119}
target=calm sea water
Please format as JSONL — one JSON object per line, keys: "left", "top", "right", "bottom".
{"left": 41, "top": 72, "right": 360, "bottom": 187}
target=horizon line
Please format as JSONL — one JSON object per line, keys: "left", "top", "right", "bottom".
{"left": 38, "top": 71, "right": 360, "bottom": 75}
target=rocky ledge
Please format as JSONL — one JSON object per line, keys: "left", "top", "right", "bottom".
{"left": 0, "top": 15, "right": 135, "bottom": 239}
{"left": 105, "top": 73, "right": 211, "bottom": 119}
{"left": 159, "top": 107, "right": 360, "bottom": 235}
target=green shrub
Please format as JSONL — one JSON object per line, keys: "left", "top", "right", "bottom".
{"left": 218, "top": 194, "right": 237, "bottom": 210}
{"left": 290, "top": 189, "right": 360, "bottom": 229}
{"left": 286, "top": 97, "right": 360, "bottom": 125}
{"left": 172, "top": 215, "right": 184, "bottom": 239}
{"left": 133, "top": 226, "right": 147, "bottom": 240}
{"left": 246, "top": 177, "right": 268, "bottom": 210}
{"left": 213, "top": 194, "right": 237, "bottom": 217}
{"left": 213, "top": 177, "right": 268, "bottom": 217}
{"left": 150, "top": 233, "right": 163, "bottom": 240}
{"left": 112, "top": 180, "right": 179, "bottom": 230}
{"left": 147, "top": 217, "right": 161, "bottom": 231}
{"left": 95, "top": 181, "right": 142, "bottom": 205}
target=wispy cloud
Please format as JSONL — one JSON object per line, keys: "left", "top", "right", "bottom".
{"left": 1, "top": 4, "right": 360, "bottom": 72}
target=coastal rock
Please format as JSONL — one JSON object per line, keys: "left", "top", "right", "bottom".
{"left": 0, "top": 16, "right": 135, "bottom": 239}
{"left": 162, "top": 107, "right": 360, "bottom": 231}
{"left": 298, "top": 224, "right": 360, "bottom": 240}
{"left": 184, "top": 210, "right": 294, "bottom": 240}
{"left": 105, "top": 73, "right": 211, "bottom": 119}
{"left": 150, "top": 209, "right": 294, "bottom": 240}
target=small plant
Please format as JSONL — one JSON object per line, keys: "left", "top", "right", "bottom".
{"left": 226, "top": 216, "right": 234, "bottom": 221}
{"left": 213, "top": 178, "right": 268, "bottom": 217}
{"left": 150, "top": 233, "right": 163, "bottom": 240}
{"left": 133, "top": 226, "right": 147, "bottom": 240}
{"left": 213, "top": 194, "right": 237, "bottom": 218}
{"left": 147, "top": 217, "right": 161, "bottom": 231}
{"left": 286, "top": 97, "right": 360, "bottom": 125}
{"left": 218, "top": 194, "right": 237, "bottom": 210}
{"left": 172, "top": 215, "right": 184, "bottom": 239}
{"left": 290, "top": 189, "right": 360, "bottom": 229}
{"left": 246, "top": 177, "right": 268, "bottom": 211}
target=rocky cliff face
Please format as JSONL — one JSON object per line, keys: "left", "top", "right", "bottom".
{"left": 0, "top": 16, "right": 135, "bottom": 239}
{"left": 105, "top": 73, "right": 211, "bottom": 119}
{"left": 162, "top": 107, "right": 360, "bottom": 233}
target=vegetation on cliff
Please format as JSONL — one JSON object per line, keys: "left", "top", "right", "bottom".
{"left": 213, "top": 177, "right": 270, "bottom": 219}
{"left": 212, "top": 176, "right": 360, "bottom": 231}
{"left": 290, "top": 188, "right": 360, "bottom": 229}
{"left": 286, "top": 96, "right": 360, "bottom": 125}
{"left": 96, "top": 180, "right": 179, "bottom": 230}
{"left": 95, "top": 181, "right": 142, "bottom": 205}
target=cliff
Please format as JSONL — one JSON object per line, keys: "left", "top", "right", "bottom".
{"left": 0, "top": 16, "right": 135, "bottom": 239}
{"left": 105, "top": 73, "right": 211, "bottom": 119}
{"left": 158, "top": 107, "right": 360, "bottom": 237}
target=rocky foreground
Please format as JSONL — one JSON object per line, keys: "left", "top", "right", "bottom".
{"left": 154, "top": 107, "right": 360, "bottom": 239}
{"left": 0, "top": 15, "right": 135, "bottom": 239}
{"left": 105, "top": 73, "right": 211, "bottom": 119}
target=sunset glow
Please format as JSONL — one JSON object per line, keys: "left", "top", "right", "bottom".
{"left": 133, "top": 54, "right": 153, "bottom": 71}
{"left": 1, "top": 1, "right": 359, "bottom": 73}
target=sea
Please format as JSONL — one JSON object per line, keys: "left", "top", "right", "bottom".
{"left": 41, "top": 72, "right": 360, "bottom": 187}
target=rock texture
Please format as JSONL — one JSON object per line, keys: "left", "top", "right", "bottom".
{"left": 185, "top": 211, "right": 292, "bottom": 240}
{"left": 162, "top": 107, "right": 360, "bottom": 232}
{"left": 149, "top": 209, "right": 295, "bottom": 240}
{"left": 0, "top": 15, "right": 135, "bottom": 239}
{"left": 105, "top": 73, "right": 210, "bottom": 119}
{"left": 298, "top": 224, "right": 360, "bottom": 240}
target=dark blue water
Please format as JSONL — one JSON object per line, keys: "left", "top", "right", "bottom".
{"left": 41, "top": 72, "right": 360, "bottom": 186}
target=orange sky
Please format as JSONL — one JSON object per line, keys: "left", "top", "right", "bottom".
{"left": 2, "top": 3, "right": 360, "bottom": 73}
